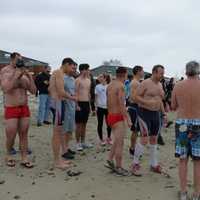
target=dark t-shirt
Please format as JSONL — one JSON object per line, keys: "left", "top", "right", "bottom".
{"left": 35, "top": 72, "right": 50, "bottom": 95}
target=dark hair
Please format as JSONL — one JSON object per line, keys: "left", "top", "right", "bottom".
{"left": 79, "top": 63, "right": 90, "bottom": 71}
{"left": 128, "top": 74, "right": 133, "bottom": 80}
{"left": 116, "top": 67, "right": 127, "bottom": 76}
{"left": 62, "top": 57, "right": 76, "bottom": 66}
{"left": 144, "top": 73, "right": 151, "bottom": 79}
{"left": 104, "top": 74, "right": 111, "bottom": 84}
{"left": 152, "top": 65, "right": 164, "bottom": 73}
{"left": 10, "top": 52, "right": 20, "bottom": 60}
{"left": 132, "top": 65, "right": 143, "bottom": 75}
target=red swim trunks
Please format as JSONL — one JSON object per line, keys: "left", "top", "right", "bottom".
{"left": 107, "top": 113, "right": 124, "bottom": 127}
{"left": 4, "top": 105, "right": 30, "bottom": 119}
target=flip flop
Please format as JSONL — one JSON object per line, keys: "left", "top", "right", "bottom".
{"left": 20, "top": 161, "right": 34, "bottom": 169}
{"left": 6, "top": 159, "right": 16, "bottom": 167}
{"left": 67, "top": 170, "right": 82, "bottom": 177}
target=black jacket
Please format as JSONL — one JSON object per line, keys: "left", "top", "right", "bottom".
{"left": 35, "top": 72, "right": 50, "bottom": 95}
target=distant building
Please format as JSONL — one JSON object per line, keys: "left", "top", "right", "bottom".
{"left": 90, "top": 65, "right": 151, "bottom": 78}
{"left": 0, "top": 50, "right": 48, "bottom": 74}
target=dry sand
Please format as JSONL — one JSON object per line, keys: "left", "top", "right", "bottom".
{"left": 0, "top": 95, "right": 195, "bottom": 200}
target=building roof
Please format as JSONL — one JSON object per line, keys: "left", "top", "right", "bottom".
{"left": 91, "top": 65, "right": 151, "bottom": 78}
{"left": 0, "top": 50, "right": 48, "bottom": 67}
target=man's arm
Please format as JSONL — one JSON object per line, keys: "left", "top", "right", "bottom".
{"left": 117, "top": 84, "right": 132, "bottom": 127}
{"left": 130, "top": 81, "right": 138, "bottom": 102}
{"left": 0, "top": 68, "right": 23, "bottom": 93}
{"left": 171, "top": 86, "right": 177, "bottom": 111}
{"left": 56, "top": 72, "right": 76, "bottom": 101}
{"left": 24, "top": 72, "right": 37, "bottom": 94}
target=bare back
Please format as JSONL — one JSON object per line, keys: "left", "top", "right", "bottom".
{"left": 172, "top": 79, "right": 200, "bottom": 119}
{"left": 107, "top": 80, "right": 125, "bottom": 114}
{"left": 48, "top": 69, "right": 64, "bottom": 100}
{"left": 75, "top": 77, "right": 91, "bottom": 102}
{"left": 130, "top": 79, "right": 140, "bottom": 103}
{"left": 0, "top": 65, "right": 32, "bottom": 106}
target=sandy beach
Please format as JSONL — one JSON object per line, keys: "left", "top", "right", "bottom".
{"left": 0, "top": 95, "right": 194, "bottom": 200}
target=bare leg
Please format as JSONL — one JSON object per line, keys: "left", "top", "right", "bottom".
{"left": 108, "top": 127, "right": 117, "bottom": 161}
{"left": 193, "top": 160, "right": 200, "bottom": 195}
{"left": 179, "top": 158, "right": 188, "bottom": 193}
{"left": 52, "top": 126, "right": 71, "bottom": 169}
{"left": 75, "top": 123, "right": 82, "bottom": 143}
{"left": 114, "top": 122, "right": 125, "bottom": 168}
{"left": 18, "top": 117, "right": 30, "bottom": 162}
{"left": 108, "top": 122, "right": 125, "bottom": 168}
{"left": 81, "top": 123, "right": 86, "bottom": 143}
{"left": 5, "top": 118, "right": 18, "bottom": 162}
{"left": 61, "top": 134, "right": 71, "bottom": 154}
{"left": 130, "top": 131, "right": 137, "bottom": 149}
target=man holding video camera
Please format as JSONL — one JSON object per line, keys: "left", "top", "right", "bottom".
{"left": 0, "top": 52, "right": 36, "bottom": 168}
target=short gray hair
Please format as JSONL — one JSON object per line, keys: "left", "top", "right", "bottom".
{"left": 186, "top": 61, "right": 200, "bottom": 76}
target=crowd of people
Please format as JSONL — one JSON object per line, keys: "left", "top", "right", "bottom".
{"left": 0, "top": 52, "right": 200, "bottom": 200}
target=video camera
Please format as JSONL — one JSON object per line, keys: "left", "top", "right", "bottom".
{"left": 16, "top": 59, "right": 26, "bottom": 68}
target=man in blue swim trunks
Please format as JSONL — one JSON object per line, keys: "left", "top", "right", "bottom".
{"left": 171, "top": 61, "right": 200, "bottom": 200}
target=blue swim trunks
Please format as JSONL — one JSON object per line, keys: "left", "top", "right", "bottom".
{"left": 175, "top": 119, "right": 200, "bottom": 160}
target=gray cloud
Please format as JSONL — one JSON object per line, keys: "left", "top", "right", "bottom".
{"left": 1, "top": 0, "right": 200, "bottom": 76}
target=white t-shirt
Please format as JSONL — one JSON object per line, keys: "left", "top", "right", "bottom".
{"left": 95, "top": 84, "right": 107, "bottom": 109}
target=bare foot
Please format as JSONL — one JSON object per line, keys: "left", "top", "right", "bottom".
{"left": 63, "top": 160, "right": 72, "bottom": 165}
{"left": 54, "top": 160, "right": 71, "bottom": 170}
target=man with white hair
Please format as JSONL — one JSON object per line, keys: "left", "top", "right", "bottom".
{"left": 172, "top": 61, "right": 200, "bottom": 200}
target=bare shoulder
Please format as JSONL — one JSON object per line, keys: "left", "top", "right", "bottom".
{"left": 75, "top": 77, "right": 81, "bottom": 83}
{"left": 141, "top": 78, "right": 149, "bottom": 85}
{"left": 1, "top": 65, "right": 12, "bottom": 74}
{"left": 131, "top": 79, "right": 139, "bottom": 87}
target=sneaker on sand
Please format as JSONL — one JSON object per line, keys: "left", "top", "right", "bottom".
{"left": 178, "top": 191, "right": 188, "bottom": 200}
{"left": 100, "top": 140, "right": 106, "bottom": 146}
{"left": 81, "top": 143, "right": 93, "bottom": 149}
{"left": 106, "top": 138, "right": 113, "bottom": 145}
{"left": 191, "top": 194, "right": 200, "bottom": 200}
{"left": 150, "top": 165, "right": 162, "bottom": 174}
{"left": 115, "top": 167, "right": 131, "bottom": 176}
{"left": 76, "top": 144, "right": 83, "bottom": 151}
{"left": 62, "top": 151, "right": 75, "bottom": 160}
{"left": 130, "top": 163, "right": 142, "bottom": 176}
{"left": 68, "top": 148, "right": 76, "bottom": 155}
{"left": 129, "top": 148, "right": 135, "bottom": 156}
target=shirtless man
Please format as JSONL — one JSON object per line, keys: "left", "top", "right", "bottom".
{"left": 134, "top": 65, "right": 165, "bottom": 174}
{"left": 128, "top": 66, "right": 144, "bottom": 155}
{"left": 75, "top": 64, "right": 92, "bottom": 151}
{"left": 106, "top": 67, "right": 132, "bottom": 176}
{"left": 0, "top": 52, "right": 36, "bottom": 168}
{"left": 171, "top": 61, "right": 200, "bottom": 200}
{"left": 49, "top": 58, "right": 77, "bottom": 169}
{"left": 128, "top": 66, "right": 144, "bottom": 176}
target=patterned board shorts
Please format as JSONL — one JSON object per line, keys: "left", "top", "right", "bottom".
{"left": 175, "top": 119, "right": 200, "bottom": 160}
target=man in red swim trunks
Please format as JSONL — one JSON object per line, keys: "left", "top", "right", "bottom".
{"left": 106, "top": 67, "right": 132, "bottom": 176}
{"left": 0, "top": 52, "right": 36, "bottom": 168}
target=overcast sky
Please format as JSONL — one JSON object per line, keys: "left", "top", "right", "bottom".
{"left": 1, "top": 0, "right": 200, "bottom": 76}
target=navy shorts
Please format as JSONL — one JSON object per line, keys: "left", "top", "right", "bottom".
{"left": 50, "top": 99, "right": 65, "bottom": 126}
{"left": 128, "top": 103, "right": 140, "bottom": 132}
{"left": 75, "top": 101, "right": 90, "bottom": 124}
{"left": 138, "top": 107, "right": 160, "bottom": 136}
